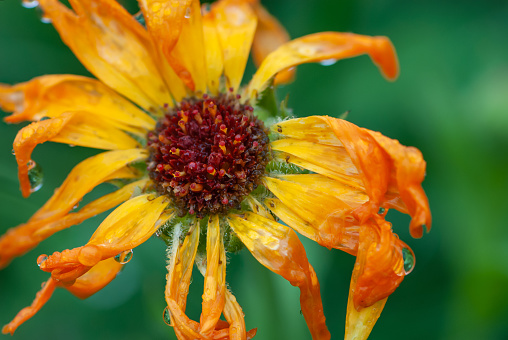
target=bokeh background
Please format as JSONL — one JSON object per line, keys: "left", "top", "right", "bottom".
{"left": 1, "top": 0, "right": 507, "bottom": 339}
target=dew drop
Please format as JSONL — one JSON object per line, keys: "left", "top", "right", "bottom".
{"left": 319, "top": 58, "right": 338, "bottom": 66}
{"left": 402, "top": 247, "right": 415, "bottom": 274}
{"left": 201, "top": 2, "right": 211, "bottom": 15}
{"left": 39, "top": 116, "right": 51, "bottom": 121}
{"left": 378, "top": 207, "right": 386, "bottom": 214}
{"left": 114, "top": 249, "right": 133, "bottom": 264}
{"left": 162, "top": 307, "right": 171, "bottom": 326}
{"left": 27, "top": 160, "right": 43, "bottom": 193}
{"left": 37, "top": 254, "right": 48, "bottom": 267}
{"left": 36, "top": 7, "right": 52, "bottom": 24}
{"left": 11, "top": 149, "right": 16, "bottom": 155}
{"left": 68, "top": 144, "right": 76, "bottom": 148}
{"left": 21, "top": 0, "right": 39, "bottom": 9}
{"left": 184, "top": 6, "right": 191, "bottom": 18}
{"left": 133, "top": 11, "right": 146, "bottom": 27}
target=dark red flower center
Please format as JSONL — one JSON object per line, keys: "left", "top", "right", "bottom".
{"left": 147, "top": 93, "right": 270, "bottom": 217}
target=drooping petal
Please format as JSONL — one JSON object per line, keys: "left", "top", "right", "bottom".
{"left": 202, "top": 9, "right": 224, "bottom": 95}
{"left": 222, "top": 289, "right": 248, "bottom": 340}
{"left": 227, "top": 212, "right": 330, "bottom": 340}
{"left": 345, "top": 295, "right": 387, "bottom": 340}
{"left": 0, "top": 75, "right": 156, "bottom": 133}
{"left": 247, "top": 32, "right": 399, "bottom": 100}
{"left": 200, "top": 215, "right": 227, "bottom": 335}
{"left": 38, "top": 0, "right": 171, "bottom": 111}
{"left": 66, "top": 258, "right": 123, "bottom": 299}
{"left": 2, "top": 278, "right": 57, "bottom": 335}
{"left": 249, "top": 1, "right": 294, "bottom": 85}
{"left": 0, "top": 178, "right": 147, "bottom": 269}
{"left": 39, "top": 195, "right": 171, "bottom": 283}
{"left": 211, "top": 0, "right": 257, "bottom": 92}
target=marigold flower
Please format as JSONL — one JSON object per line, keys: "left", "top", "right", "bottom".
{"left": 0, "top": 0, "right": 431, "bottom": 339}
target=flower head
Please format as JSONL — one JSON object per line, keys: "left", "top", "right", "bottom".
{"left": 0, "top": 0, "right": 431, "bottom": 339}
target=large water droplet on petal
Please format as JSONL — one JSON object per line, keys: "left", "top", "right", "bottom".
{"left": 133, "top": 11, "right": 146, "bottom": 27}
{"left": 402, "top": 247, "right": 415, "bottom": 274}
{"left": 37, "top": 254, "right": 48, "bottom": 267}
{"left": 21, "top": 0, "right": 39, "bottom": 9}
{"left": 184, "top": 6, "right": 191, "bottom": 18}
{"left": 162, "top": 307, "right": 171, "bottom": 326}
{"left": 114, "top": 249, "right": 133, "bottom": 264}
{"left": 27, "top": 160, "right": 43, "bottom": 193}
{"left": 319, "top": 58, "right": 338, "bottom": 66}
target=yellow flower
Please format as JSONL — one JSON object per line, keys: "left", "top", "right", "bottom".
{"left": 0, "top": 0, "right": 431, "bottom": 339}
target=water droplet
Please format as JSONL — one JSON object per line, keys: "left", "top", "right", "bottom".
{"left": 319, "top": 58, "right": 338, "bottom": 66}
{"left": 39, "top": 116, "right": 51, "bottom": 121}
{"left": 114, "top": 249, "right": 133, "bottom": 264}
{"left": 68, "top": 144, "right": 76, "bottom": 148}
{"left": 201, "top": 2, "right": 211, "bottom": 15}
{"left": 36, "top": 7, "right": 52, "bottom": 24}
{"left": 11, "top": 149, "right": 16, "bottom": 155}
{"left": 133, "top": 11, "right": 146, "bottom": 27}
{"left": 162, "top": 307, "right": 171, "bottom": 326}
{"left": 21, "top": 0, "right": 39, "bottom": 9}
{"left": 184, "top": 6, "right": 191, "bottom": 18}
{"left": 402, "top": 247, "right": 415, "bottom": 274}
{"left": 378, "top": 207, "right": 386, "bottom": 214}
{"left": 27, "top": 160, "right": 43, "bottom": 193}
{"left": 37, "top": 254, "right": 48, "bottom": 267}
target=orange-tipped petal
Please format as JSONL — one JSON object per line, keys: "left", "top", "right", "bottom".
{"left": 2, "top": 278, "right": 57, "bottom": 335}
{"left": 249, "top": 2, "right": 294, "bottom": 85}
{"left": 0, "top": 75, "right": 155, "bottom": 133}
{"left": 39, "top": 0, "right": 171, "bottom": 111}
{"left": 66, "top": 258, "right": 123, "bottom": 299}
{"left": 211, "top": 0, "right": 257, "bottom": 92}
{"left": 199, "top": 215, "right": 227, "bottom": 335}
{"left": 39, "top": 195, "right": 170, "bottom": 283}
{"left": 202, "top": 9, "right": 224, "bottom": 95}
{"left": 247, "top": 32, "right": 398, "bottom": 100}
{"left": 228, "top": 212, "right": 330, "bottom": 340}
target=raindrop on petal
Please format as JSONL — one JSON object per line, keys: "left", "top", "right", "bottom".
{"left": 36, "top": 7, "right": 52, "bottom": 24}
{"left": 319, "top": 58, "right": 338, "bottom": 66}
{"left": 378, "top": 207, "right": 386, "bottom": 214}
{"left": 11, "top": 149, "right": 16, "bottom": 155}
{"left": 184, "top": 6, "right": 191, "bottom": 18}
{"left": 402, "top": 247, "right": 415, "bottom": 274}
{"left": 114, "top": 249, "right": 133, "bottom": 264}
{"left": 162, "top": 307, "right": 171, "bottom": 326}
{"left": 37, "top": 254, "right": 48, "bottom": 267}
{"left": 27, "top": 160, "right": 43, "bottom": 193}
{"left": 21, "top": 0, "right": 39, "bottom": 9}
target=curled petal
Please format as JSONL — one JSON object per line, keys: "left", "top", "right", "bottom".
{"left": 2, "top": 278, "right": 57, "bottom": 335}
{"left": 211, "top": 0, "right": 257, "bottom": 92}
{"left": 40, "top": 195, "right": 170, "bottom": 283}
{"left": 39, "top": 0, "right": 171, "bottom": 111}
{"left": 222, "top": 289, "right": 248, "bottom": 340}
{"left": 228, "top": 212, "right": 330, "bottom": 340}
{"left": 247, "top": 32, "right": 398, "bottom": 100}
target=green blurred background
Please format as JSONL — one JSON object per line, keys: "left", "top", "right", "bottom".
{"left": 1, "top": 0, "right": 507, "bottom": 339}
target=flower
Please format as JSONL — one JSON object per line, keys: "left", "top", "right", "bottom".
{"left": 0, "top": 0, "right": 431, "bottom": 339}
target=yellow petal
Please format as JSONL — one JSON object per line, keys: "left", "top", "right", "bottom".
{"left": 271, "top": 138, "right": 363, "bottom": 189}
{"left": 345, "top": 296, "right": 387, "bottom": 340}
{"left": 227, "top": 212, "right": 330, "bottom": 340}
{"left": 200, "top": 215, "right": 227, "bottom": 335}
{"left": 271, "top": 116, "right": 343, "bottom": 146}
{"left": 245, "top": 195, "right": 273, "bottom": 220}
{"left": 39, "top": 0, "right": 171, "bottom": 111}
{"left": 202, "top": 10, "right": 224, "bottom": 95}
{"left": 223, "top": 289, "right": 248, "bottom": 340}
{"left": 249, "top": 2, "right": 294, "bottom": 85}
{"left": 0, "top": 75, "right": 156, "bottom": 132}
{"left": 212, "top": 0, "right": 257, "bottom": 92}
{"left": 262, "top": 175, "right": 362, "bottom": 252}
{"left": 247, "top": 32, "right": 399, "bottom": 100}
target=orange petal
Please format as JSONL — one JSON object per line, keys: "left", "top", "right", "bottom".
{"left": 0, "top": 75, "right": 156, "bottom": 132}
{"left": 199, "top": 215, "right": 227, "bottom": 335}
{"left": 39, "top": 0, "right": 171, "bottom": 111}
{"left": 39, "top": 195, "right": 171, "bottom": 282}
{"left": 227, "top": 212, "right": 330, "bottom": 340}
{"left": 222, "top": 289, "right": 248, "bottom": 340}
{"left": 318, "top": 116, "right": 431, "bottom": 237}
{"left": 66, "top": 257, "right": 123, "bottom": 299}
{"left": 249, "top": 2, "right": 294, "bottom": 85}
{"left": 211, "top": 0, "right": 257, "bottom": 91}
{"left": 247, "top": 32, "right": 399, "bottom": 100}
{"left": 202, "top": 9, "right": 224, "bottom": 95}
{"left": 366, "top": 131, "right": 432, "bottom": 238}
{"left": 2, "top": 278, "right": 57, "bottom": 335}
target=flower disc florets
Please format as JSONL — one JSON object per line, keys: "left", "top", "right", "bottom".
{"left": 147, "top": 92, "right": 270, "bottom": 217}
